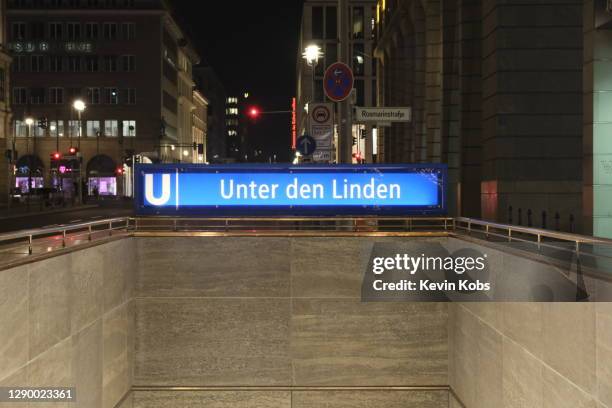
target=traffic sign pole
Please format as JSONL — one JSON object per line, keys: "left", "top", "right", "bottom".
{"left": 338, "top": 0, "right": 352, "bottom": 164}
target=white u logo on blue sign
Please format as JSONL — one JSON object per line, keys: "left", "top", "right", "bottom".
{"left": 145, "top": 174, "right": 172, "bottom": 206}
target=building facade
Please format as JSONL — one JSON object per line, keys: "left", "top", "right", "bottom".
{"left": 0, "top": 0, "right": 11, "bottom": 204}
{"left": 225, "top": 93, "right": 250, "bottom": 162}
{"left": 297, "top": 0, "right": 377, "bottom": 163}
{"left": 372, "top": 0, "right": 602, "bottom": 235}
{"left": 191, "top": 88, "right": 207, "bottom": 163}
{"left": 6, "top": 0, "right": 199, "bottom": 198}
{"left": 193, "top": 65, "right": 226, "bottom": 163}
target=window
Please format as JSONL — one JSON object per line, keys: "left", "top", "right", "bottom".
{"left": 85, "top": 22, "right": 99, "bottom": 39}
{"left": 355, "top": 79, "right": 364, "bottom": 106}
{"left": 49, "top": 56, "right": 63, "bottom": 72}
{"left": 325, "top": 6, "right": 337, "bottom": 39}
{"left": 13, "top": 56, "right": 27, "bottom": 72}
{"left": 50, "top": 120, "right": 64, "bottom": 138}
{"left": 15, "top": 120, "right": 28, "bottom": 138}
{"left": 324, "top": 43, "right": 338, "bottom": 75}
{"left": 104, "top": 55, "right": 117, "bottom": 72}
{"left": 85, "top": 55, "right": 99, "bottom": 72}
{"left": 30, "top": 87, "right": 45, "bottom": 104}
{"left": 86, "top": 120, "right": 101, "bottom": 137}
{"left": 352, "top": 7, "right": 364, "bottom": 39}
{"left": 163, "top": 91, "right": 177, "bottom": 113}
{"left": 353, "top": 43, "right": 364, "bottom": 76}
{"left": 125, "top": 88, "right": 136, "bottom": 104}
{"left": 49, "top": 87, "right": 64, "bottom": 104}
{"left": 68, "top": 56, "right": 81, "bottom": 72}
{"left": 105, "top": 87, "right": 118, "bottom": 104}
{"left": 13, "top": 87, "right": 26, "bottom": 104}
{"left": 122, "top": 120, "right": 136, "bottom": 137}
{"left": 67, "top": 22, "right": 81, "bottom": 40}
{"left": 68, "top": 120, "right": 81, "bottom": 138}
{"left": 11, "top": 22, "right": 26, "bottom": 40}
{"left": 312, "top": 7, "right": 323, "bottom": 39}
{"left": 104, "top": 120, "right": 118, "bottom": 137}
{"left": 122, "top": 22, "right": 135, "bottom": 40}
{"left": 31, "top": 55, "right": 44, "bottom": 72}
{"left": 67, "top": 87, "right": 82, "bottom": 100}
{"left": 31, "top": 21, "right": 45, "bottom": 39}
{"left": 122, "top": 55, "right": 135, "bottom": 72}
{"left": 103, "top": 23, "right": 117, "bottom": 40}
{"left": 87, "top": 87, "right": 100, "bottom": 104}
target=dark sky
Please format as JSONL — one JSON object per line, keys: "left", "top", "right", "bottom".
{"left": 171, "top": 1, "right": 305, "bottom": 162}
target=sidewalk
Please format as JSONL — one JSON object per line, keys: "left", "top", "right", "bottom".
{"left": 0, "top": 203, "right": 99, "bottom": 220}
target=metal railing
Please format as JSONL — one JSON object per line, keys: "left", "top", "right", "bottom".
{"left": 2, "top": 216, "right": 612, "bottom": 270}
{"left": 131, "top": 216, "right": 454, "bottom": 234}
{"left": 0, "top": 217, "right": 130, "bottom": 257}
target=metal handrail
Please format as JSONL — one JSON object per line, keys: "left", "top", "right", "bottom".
{"left": 455, "top": 217, "right": 612, "bottom": 245}
{"left": 0, "top": 217, "right": 130, "bottom": 255}
{"left": 2, "top": 216, "right": 612, "bottom": 262}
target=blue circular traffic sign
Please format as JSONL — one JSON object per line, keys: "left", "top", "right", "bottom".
{"left": 296, "top": 135, "right": 317, "bottom": 156}
{"left": 324, "top": 62, "right": 354, "bottom": 102}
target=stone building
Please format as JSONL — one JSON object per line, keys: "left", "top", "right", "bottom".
{"left": 373, "top": 0, "right": 608, "bottom": 235}
{"left": 297, "top": 0, "right": 377, "bottom": 163}
{"left": 5, "top": 0, "right": 199, "bottom": 198}
{"left": 0, "top": 0, "right": 11, "bottom": 204}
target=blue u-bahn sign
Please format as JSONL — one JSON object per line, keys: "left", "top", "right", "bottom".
{"left": 134, "top": 164, "right": 447, "bottom": 216}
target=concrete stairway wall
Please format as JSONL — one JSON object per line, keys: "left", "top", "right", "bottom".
{"left": 2, "top": 235, "right": 611, "bottom": 408}
{"left": 128, "top": 236, "right": 450, "bottom": 408}
{"left": 0, "top": 237, "right": 135, "bottom": 408}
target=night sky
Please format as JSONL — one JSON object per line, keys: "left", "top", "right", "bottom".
{"left": 171, "top": 1, "right": 305, "bottom": 162}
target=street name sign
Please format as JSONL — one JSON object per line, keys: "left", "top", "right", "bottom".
{"left": 135, "top": 164, "right": 447, "bottom": 216}
{"left": 355, "top": 107, "right": 412, "bottom": 123}
{"left": 324, "top": 62, "right": 354, "bottom": 102}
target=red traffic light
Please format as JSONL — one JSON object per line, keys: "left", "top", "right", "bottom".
{"left": 69, "top": 147, "right": 77, "bottom": 154}
{"left": 116, "top": 166, "right": 124, "bottom": 175}
{"left": 52, "top": 152, "right": 61, "bottom": 160}
{"left": 247, "top": 107, "right": 260, "bottom": 118}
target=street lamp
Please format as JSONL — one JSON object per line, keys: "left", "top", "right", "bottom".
{"left": 72, "top": 99, "right": 86, "bottom": 204}
{"left": 23, "top": 117, "right": 35, "bottom": 209}
{"left": 303, "top": 44, "right": 323, "bottom": 103}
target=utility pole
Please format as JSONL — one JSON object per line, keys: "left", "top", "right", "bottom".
{"left": 337, "top": 0, "right": 353, "bottom": 163}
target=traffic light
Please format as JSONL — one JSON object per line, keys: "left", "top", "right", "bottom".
{"left": 197, "top": 143, "right": 204, "bottom": 155}
{"left": 247, "top": 106, "right": 260, "bottom": 119}
{"left": 68, "top": 147, "right": 78, "bottom": 155}
{"left": 50, "top": 152, "right": 61, "bottom": 169}
{"left": 352, "top": 137, "right": 357, "bottom": 146}
{"left": 38, "top": 117, "right": 48, "bottom": 130}
{"left": 116, "top": 166, "right": 124, "bottom": 175}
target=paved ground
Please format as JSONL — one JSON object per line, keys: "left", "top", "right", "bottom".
{"left": 0, "top": 199, "right": 134, "bottom": 233}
